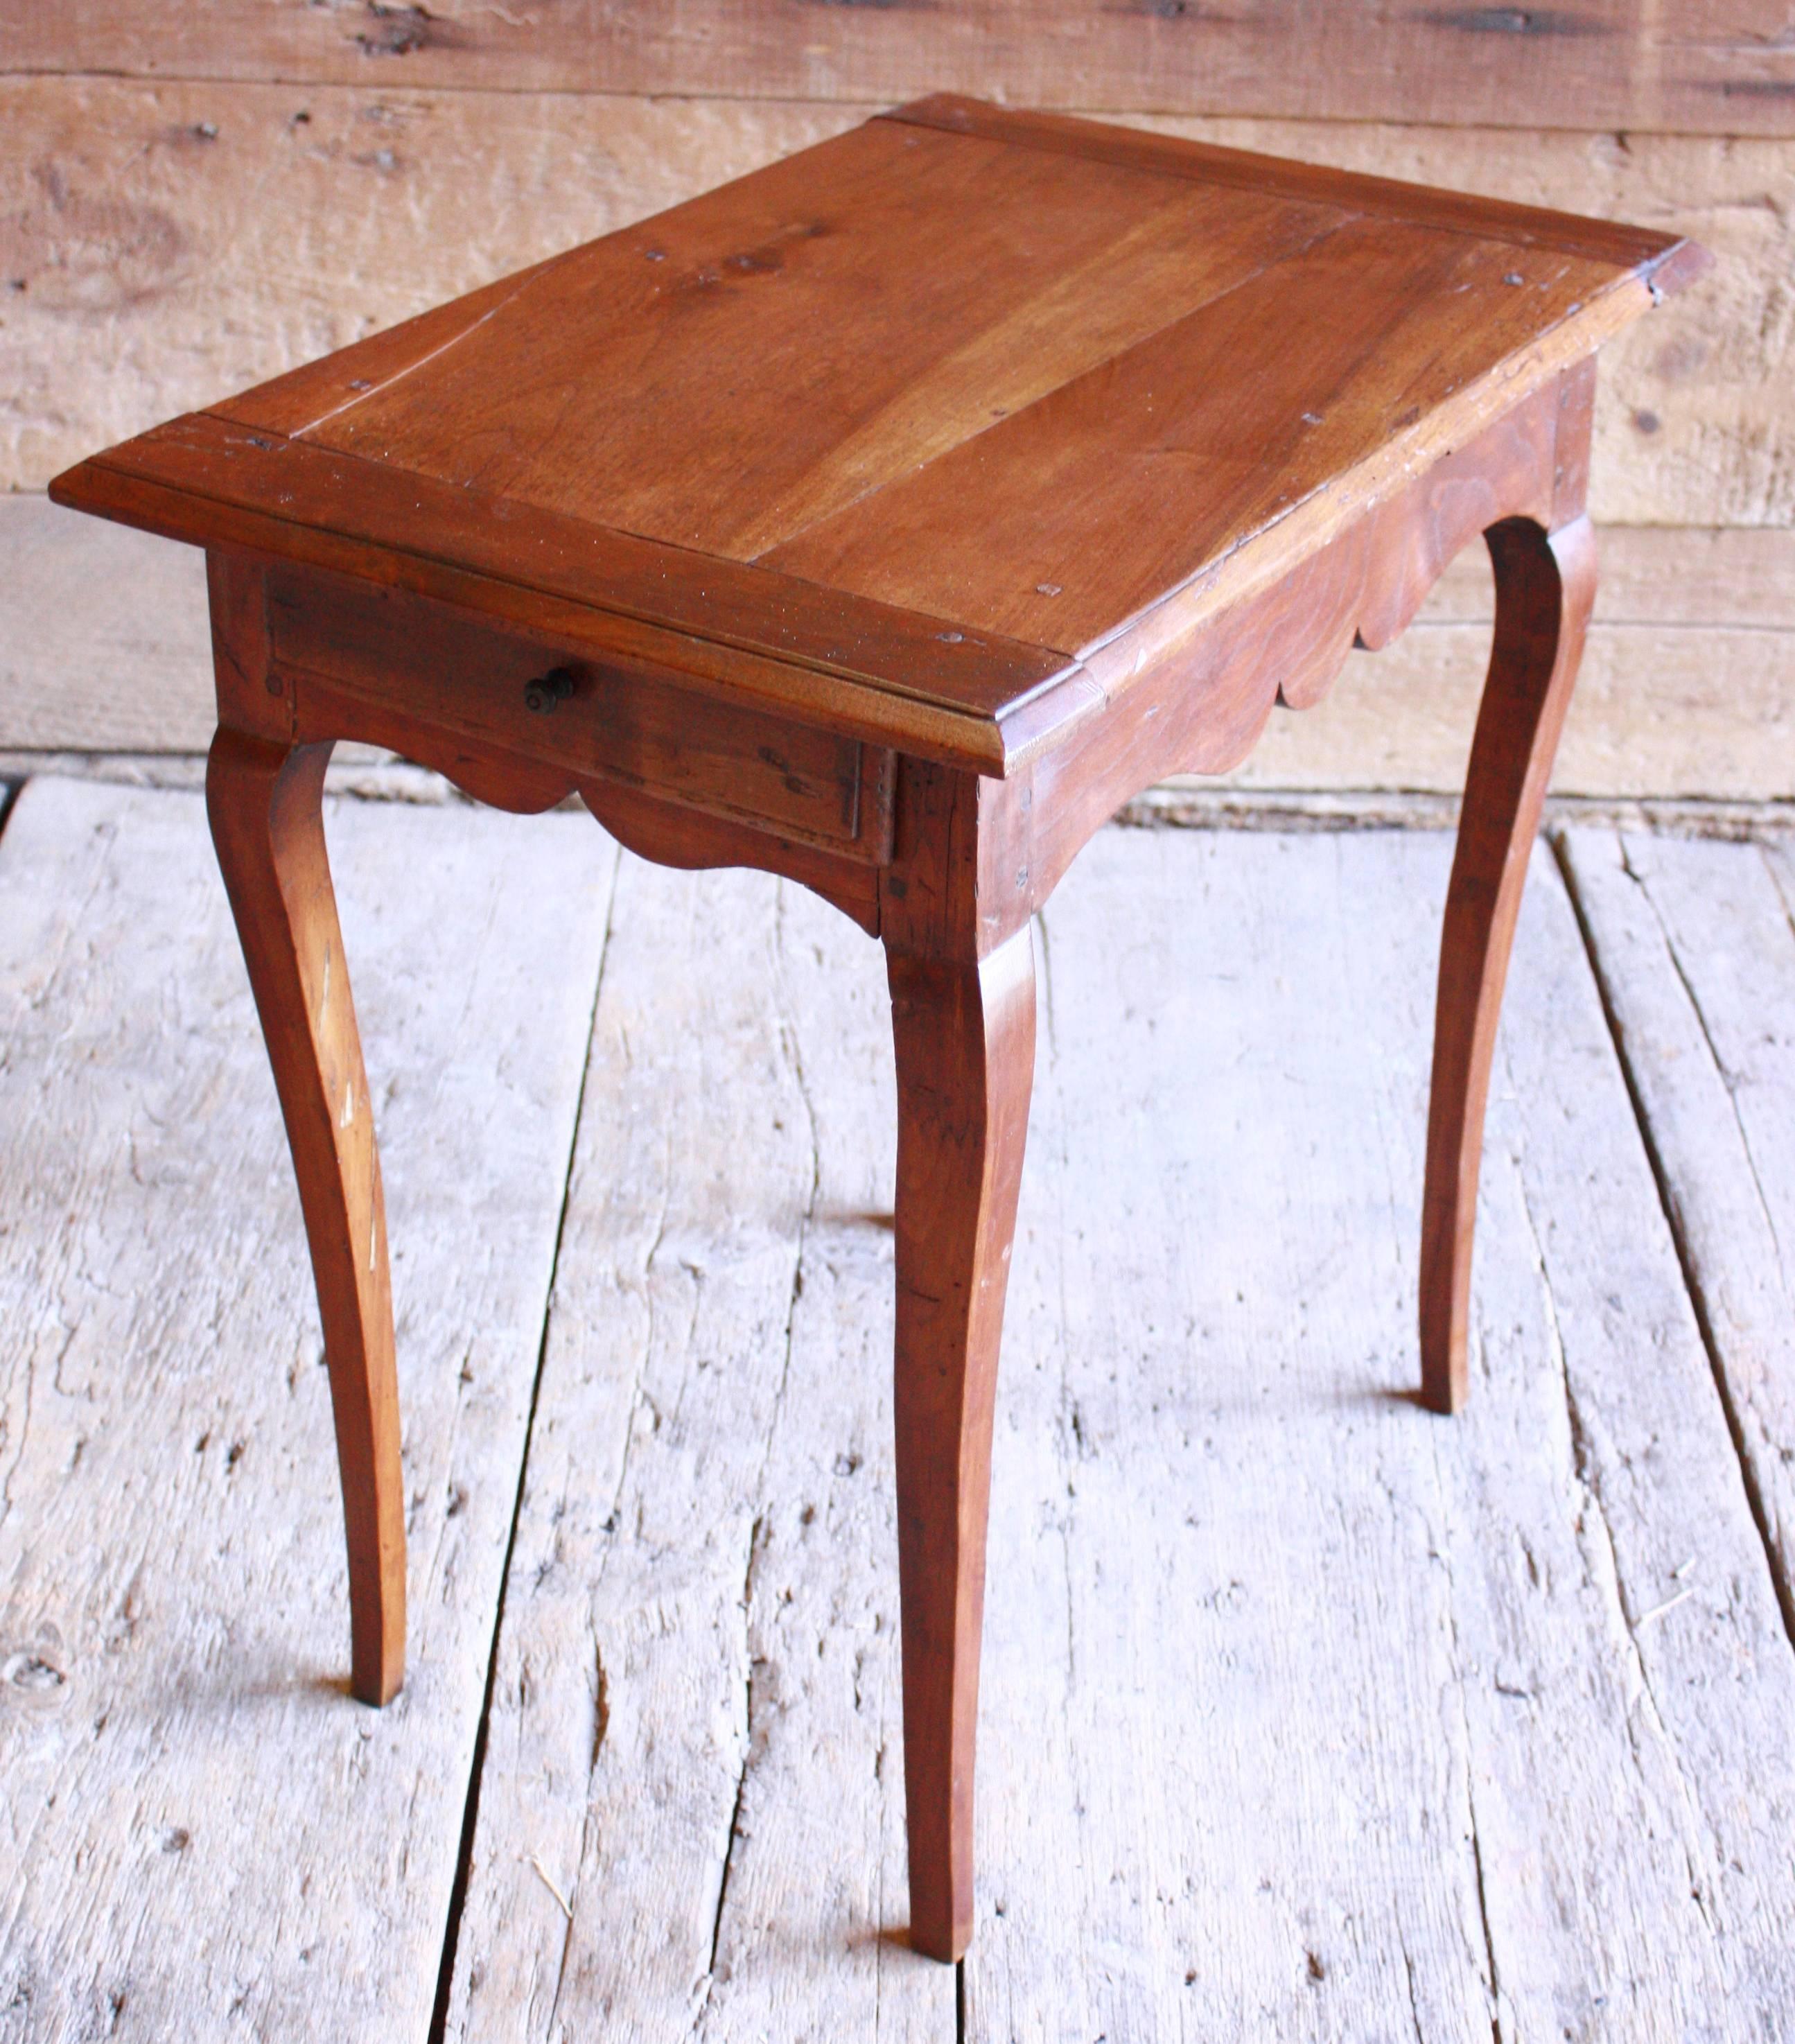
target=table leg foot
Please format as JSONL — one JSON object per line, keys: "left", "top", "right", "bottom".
{"left": 207, "top": 728, "right": 406, "bottom": 1704}
{"left": 1420, "top": 515, "right": 1596, "bottom": 1415}
{"left": 887, "top": 925, "right": 1037, "bottom": 1962}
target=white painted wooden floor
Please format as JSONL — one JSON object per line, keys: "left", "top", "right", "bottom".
{"left": 3, "top": 775, "right": 1793, "bottom": 2043}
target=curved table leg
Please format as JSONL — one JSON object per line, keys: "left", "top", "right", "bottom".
{"left": 207, "top": 727, "right": 406, "bottom": 1704}
{"left": 888, "top": 923, "right": 1037, "bottom": 1962}
{"left": 1419, "top": 514, "right": 1597, "bottom": 1414}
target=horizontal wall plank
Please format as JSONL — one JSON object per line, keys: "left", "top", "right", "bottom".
{"left": 1215, "top": 618, "right": 1795, "bottom": 799}
{"left": 1, "top": 80, "right": 1785, "bottom": 525}
{"left": 4, "top": 1, "right": 1793, "bottom": 138}
{"left": 1424, "top": 523, "right": 1795, "bottom": 627}
{"left": 6, "top": 496, "right": 1792, "bottom": 796}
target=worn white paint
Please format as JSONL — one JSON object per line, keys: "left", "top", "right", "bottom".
{"left": 0, "top": 777, "right": 615, "bottom": 2039}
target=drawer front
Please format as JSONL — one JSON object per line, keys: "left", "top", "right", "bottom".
{"left": 265, "top": 569, "right": 894, "bottom": 861}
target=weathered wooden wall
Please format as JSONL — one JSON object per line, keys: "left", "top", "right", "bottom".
{"left": 1, "top": 3, "right": 1790, "bottom": 794}
{"left": 8, "top": 1, "right": 1795, "bottom": 134}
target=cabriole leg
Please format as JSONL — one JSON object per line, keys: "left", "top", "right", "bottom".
{"left": 1419, "top": 514, "right": 1597, "bottom": 1413}
{"left": 887, "top": 923, "right": 1037, "bottom": 1961}
{"left": 207, "top": 727, "right": 406, "bottom": 1703}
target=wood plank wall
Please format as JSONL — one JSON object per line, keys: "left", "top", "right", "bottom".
{"left": 2, "top": 2, "right": 1791, "bottom": 797}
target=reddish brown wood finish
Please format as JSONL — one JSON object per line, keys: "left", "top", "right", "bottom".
{"left": 58, "top": 410, "right": 1081, "bottom": 776}
{"left": 1420, "top": 514, "right": 1599, "bottom": 1415}
{"left": 265, "top": 565, "right": 895, "bottom": 860}
{"left": 205, "top": 722, "right": 405, "bottom": 1707}
{"left": 44, "top": 99, "right": 1694, "bottom": 1963}
{"left": 49, "top": 101, "right": 1704, "bottom": 778}
{"left": 888, "top": 925, "right": 1037, "bottom": 1962}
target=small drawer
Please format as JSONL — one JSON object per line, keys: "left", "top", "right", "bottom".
{"left": 265, "top": 568, "right": 895, "bottom": 862}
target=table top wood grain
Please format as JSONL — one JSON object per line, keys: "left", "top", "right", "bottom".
{"left": 49, "top": 94, "right": 1705, "bottom": 777}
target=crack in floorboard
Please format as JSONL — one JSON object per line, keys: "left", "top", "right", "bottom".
{"left": 689, "top": 884, "right": 819, "bottom": 2023}
{"left": 1552, "top": 832, "right": 1795, "bottom": 1657}
{"left": 1508, "top": 1135, "right": 1724, "bottom": 1935}
{"left": 426, "top": 859, "right": 620, "bottom": 2044}
{"left": 699, "top": 1521, "right": 763, "bottom": 2030}
{"left": 1619, "top": 838, "right": 1793, "bottom": 1306}
{"left": 1426, "top": 1377, "right": 1507, "bottom": 2044}
{"left": 706, "top": 1662, "right": 755, "bottom": 1998}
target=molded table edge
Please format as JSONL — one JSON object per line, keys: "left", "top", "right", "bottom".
{"left": 881, "top": 95, "right": 1713, "bottom": 292}
{"left": 48, "top": 443, "right": 1099, "bottom": 778}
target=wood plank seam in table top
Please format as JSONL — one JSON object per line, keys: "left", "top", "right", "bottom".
{"left": 762, "top": 220, "right": 1664, "bottom": 657}
{"left": 734, "top": 207, "right": 1356, "bottom": 565}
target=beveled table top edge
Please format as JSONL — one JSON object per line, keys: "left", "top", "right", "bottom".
{"left": 1074, "top": 266, "right": 1662, "bottom": 699}
{"left": 882, "top": 94, "right": 1709, "bottom": 290}
{"left": 49, "top": 427, "right": 1102, "bottom": 778}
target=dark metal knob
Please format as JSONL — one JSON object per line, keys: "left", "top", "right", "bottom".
{"left": 524, "top": 667, "right": 577, "bottom": 714}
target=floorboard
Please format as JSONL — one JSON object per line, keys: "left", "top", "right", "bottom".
{"left": 0, "top": 777, "right": 614, "bottom": 2040}
{"left": 450, "top": 827, "right": 1795, "bottom": 2040}
{"left": 965, "top": 830, "right": 1795, "bottom": 2040}
{"left": 1559, "top": 827, "right": 1795, "bottom": 1632}
{"left": 442, "top": 858, "right": 949, "bottom": 2041}
{"left": 6, "top": 792, "right": 1794, "bottom": 2039}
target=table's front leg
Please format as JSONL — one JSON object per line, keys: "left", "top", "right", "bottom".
{"left": 886, "top": 905, "right": 1037, "bottom": 1962}
{"left": 1421, "top": 512, "right": 1597, "bottom": 1412}
{"left": 207, "top": 728, "right": 405, "bottom": 1704}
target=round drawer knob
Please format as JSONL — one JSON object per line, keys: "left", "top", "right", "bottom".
{"left": 523, "top": 667, "right": 578, "bottom": 714}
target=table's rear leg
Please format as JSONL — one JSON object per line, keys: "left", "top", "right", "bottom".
{"left": 207, "top": 728, "right": 406, "bottom": 1703}
{"left": 887, "top": 925, "right": 1037, "bottom": 1962}
{"left": 1419, "top": 514, "right": 1597, "bottom": 1413}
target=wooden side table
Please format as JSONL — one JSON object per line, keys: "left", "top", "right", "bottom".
{"left": 51, "top": 96, "right": 1703, "bottom": 1963}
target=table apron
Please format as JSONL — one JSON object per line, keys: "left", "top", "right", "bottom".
{"left": 261, "top": 564, "right": 897, "bottom": 864}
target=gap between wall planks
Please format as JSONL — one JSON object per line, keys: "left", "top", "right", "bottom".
{"left": 0, "top": 79, "right": 1788, "bottom": 527}
{"left": 0, "top": 777, "right": 615, "bottom": 2041}
{"left": 6, "top": 778, "right": 1795, "bottom": 2033}
{"left": 7, "top": 497, "right": 1794, "bottom": 801}
{"left": 3, "top": 0, "right": 1792, "bottom": 137}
